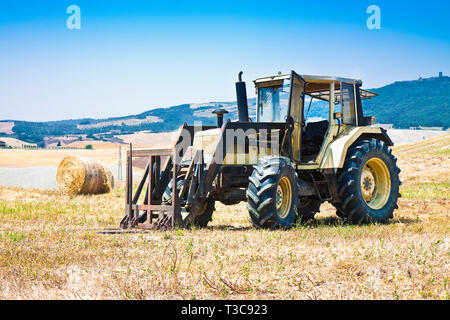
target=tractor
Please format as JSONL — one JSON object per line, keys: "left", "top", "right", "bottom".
{"left": 120, "top": 71, "right": 401, "bottom": 230}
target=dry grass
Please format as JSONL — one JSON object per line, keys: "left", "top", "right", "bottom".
{"left": 0, "top": 135, "right": 448, "bottom": 300}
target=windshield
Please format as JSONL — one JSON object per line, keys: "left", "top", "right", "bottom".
{"left": 257, "top": 80, "right": 290, "bottom": 122}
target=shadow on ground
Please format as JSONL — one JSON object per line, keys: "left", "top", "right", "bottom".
{"left": 302, "top": 215, "right": 420, "bottom": 229}
{"left": 92, "top": 215, "right": 420, "bottom": 234}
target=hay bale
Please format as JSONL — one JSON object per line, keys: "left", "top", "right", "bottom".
{"left": 56, "top": 156, "right": 114, "bottom": 195}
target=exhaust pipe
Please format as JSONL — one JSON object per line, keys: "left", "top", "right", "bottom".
{"left": 212, "top": 108, "right": 228, "bottom": 128}
{"left": 235, "top": 71, "right": 249, "bottom": 122}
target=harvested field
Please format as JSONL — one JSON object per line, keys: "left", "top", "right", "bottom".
{"left": 0, "top": 148, "right": 123, "bottom": 168}
{"left": 63, "top": 141, "right": 122, "bottom": 149}
{"left": 0, "top": 134, "right": 448, "bottom": 299}
{"left": 0, "top": 137, "right": 36, "bottom": 148}
{"left": 117, "top": 131, "right": 178, "bottom": 148}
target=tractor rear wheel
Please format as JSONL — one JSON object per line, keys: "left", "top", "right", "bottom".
{"left": 334, "top": 138, "right": 401, "bottom": 224}
{"left": 246, "top": 156, "right": 299, "bottom": 229}
{"left": 163, "top": 178, "right": 215, "bottom": 227}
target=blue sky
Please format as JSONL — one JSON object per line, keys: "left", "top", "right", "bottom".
{"left": 0, "top": 0, "right": 449, "bottom": 121}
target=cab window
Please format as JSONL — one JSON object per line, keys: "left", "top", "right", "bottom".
{"left": 340, "top": 82, "right": 357, "bottom": 125}
{"left": 257, "top": 80, "right": 290, "bottom": 122}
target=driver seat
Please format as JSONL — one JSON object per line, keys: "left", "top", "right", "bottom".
{"left": 301, "top": 120, "right": 329, "bottom": 157}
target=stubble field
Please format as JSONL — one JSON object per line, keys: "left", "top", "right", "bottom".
{"left": 0, "top": 134, "right": 448, "bottom": 299}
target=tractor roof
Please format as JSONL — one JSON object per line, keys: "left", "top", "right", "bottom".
{"left": 254, "top": 73, "right": 378, "bottom": 102}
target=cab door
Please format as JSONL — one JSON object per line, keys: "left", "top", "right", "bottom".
{"left": 288, "top": 71, "right": 306, "bottom": 163}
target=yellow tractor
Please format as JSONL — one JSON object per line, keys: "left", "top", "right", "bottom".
{"left": 121, "top": 71, "right": 401, "bottom": 230}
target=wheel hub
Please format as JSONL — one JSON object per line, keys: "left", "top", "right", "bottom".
{"left": 360, "top": 157, "right": 391, "bottom": 209}
{"left": 276, "top": 176, "right": 292, "bottom": 219}
{"left": 361, "top": 167, "right": 376, "bottom": 201}
{"left": 276, "top": 186, "right": 283, "bottom": 209}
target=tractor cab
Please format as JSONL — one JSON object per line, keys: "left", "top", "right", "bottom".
{"left": 254, "top": 71, "right": 377, "bottom": 164}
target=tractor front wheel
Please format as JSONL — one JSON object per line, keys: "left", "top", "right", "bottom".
{"left": 246, "top": 156, "right": 299, "bottom": 229}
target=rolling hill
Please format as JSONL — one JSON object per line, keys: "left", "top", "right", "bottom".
{"left": 363, "top": 75, "right": 450, "bottom": 128}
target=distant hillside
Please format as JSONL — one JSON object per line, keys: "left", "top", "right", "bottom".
{"left": 0, "top": 99, "right": 256, "bottom": 145}
{"left": 363, "top": 76, "right": 450, "bottom": 129}
{"left": 1, "top": 75, "right": 448, "bottom": 145}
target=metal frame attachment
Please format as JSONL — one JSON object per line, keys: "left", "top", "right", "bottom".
{"left": 120, "top": 144, "right": 182, "bottom": 230}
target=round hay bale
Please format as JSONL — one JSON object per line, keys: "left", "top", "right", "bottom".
{"left": 56, "top": 156, "right": 114, "bottom": 195}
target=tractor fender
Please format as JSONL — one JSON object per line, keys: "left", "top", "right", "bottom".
{"left": 319, "top": 127, "right": 393, "bottom": 169}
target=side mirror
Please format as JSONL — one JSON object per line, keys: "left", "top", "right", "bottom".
{"left": 334, "top": 112, "right": 342, "bottom": 120}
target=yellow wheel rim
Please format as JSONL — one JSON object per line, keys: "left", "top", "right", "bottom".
{"left": 276, "top": 176, "right": 292, "bottom": 219}
{"left": 361, "top": 157, "right": 391, "bottom": 209}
